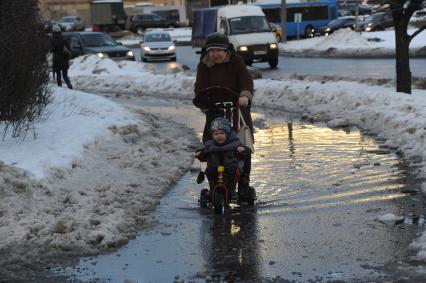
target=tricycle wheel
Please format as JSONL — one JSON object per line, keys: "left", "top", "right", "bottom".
{"left": 214, "top": 190, "right": 225, "bottom": 214}
{"left": 246, "top": 186, "right": 256, "bottom": 206}
{"left": 199, "top": 189, "right": 208, "bottom": 208}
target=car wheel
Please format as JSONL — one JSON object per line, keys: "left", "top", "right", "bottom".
{"left": 268, "top": 58, "right": 278, "bottom": 68}
{"left": 304, "top": 25, "right": 314, "bottom": 38}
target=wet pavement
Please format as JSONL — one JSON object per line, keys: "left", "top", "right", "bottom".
{"left": 52, "top": 101, "right": 426, "bottom": 283}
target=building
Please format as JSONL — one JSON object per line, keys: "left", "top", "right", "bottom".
{"left": 38, "top": 0, "right": 184, "bottom": 24}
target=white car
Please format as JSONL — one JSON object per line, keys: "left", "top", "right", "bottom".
{"left": 141, "top": 31, "right": 176, "bottom": 62}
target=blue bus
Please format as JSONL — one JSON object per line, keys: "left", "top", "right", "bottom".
{"left": 255, "top": 0, "right": 338, "bottom": 38}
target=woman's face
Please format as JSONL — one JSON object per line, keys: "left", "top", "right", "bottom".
{"left": 208, "top": 49, "right": 227, "bottom": 64}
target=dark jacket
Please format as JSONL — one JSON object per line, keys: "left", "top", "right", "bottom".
{"left": 194, "top": 51, "right": 254, "bottom": 141}
{"left": 51, "top": 32, "right": 70, "bottom": 70}
{"left": 198, "top": 131, "right": 247, "bottom": 169}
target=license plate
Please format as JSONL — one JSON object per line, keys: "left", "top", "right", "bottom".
{"left": 254, "top": 50, "right": 267, "bottom": 55}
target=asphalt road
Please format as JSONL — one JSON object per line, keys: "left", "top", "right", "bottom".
{"left": 132, "top": 46, "right": 426, "bottom": 80}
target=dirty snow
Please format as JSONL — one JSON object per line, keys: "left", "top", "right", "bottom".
{"left": 281, "top": 28, "right": 426, "bottom": 56}
{"left": 1, "top": 28, "right": 426, "bottom": 278}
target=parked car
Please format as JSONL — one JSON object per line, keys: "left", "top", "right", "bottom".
{"left": 339, "top": 4, "right": 374, "bottom": 16}
{"left": 127, "top": 13, "right": 179, "bottom": 34}
{"left": 140, "top": 31, "right": 176, "bottom": 62}
{"left": 61, "top": 32, "right": 134, "bottom": 60}
{"left": 269, "top": 22, "right": 283, "bottom": 42}
{"left": 314, "top": 17, "right": 356, "bottom": 36}
{"left": 359, "top": 12, "right": 393, "bottom": 31}
{"left": 58, "top": 16, "right": 85, "bottom": 31}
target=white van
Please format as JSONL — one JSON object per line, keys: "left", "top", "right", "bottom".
{"left": 192, "top": 5, "right": 279, "bottom": 68}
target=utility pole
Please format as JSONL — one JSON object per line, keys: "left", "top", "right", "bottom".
{"left": 280, "top": 0, "right": 287, "bottom": 43}
{"left": 355, "top": 0, "right": 360, "bottom": 33}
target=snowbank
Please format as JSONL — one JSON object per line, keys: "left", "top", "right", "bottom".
{"left": 0, "top": 86, "right": 198, "bottom": 280}
{"left": 280, "top": 29, "right": 426, "bottom": 57}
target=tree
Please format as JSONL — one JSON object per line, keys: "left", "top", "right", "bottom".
{"left": 388, "top": 0, "right": 426, "bottom": 94}
{"left": 0, "top": 0, "right": 51, "bottom": 139}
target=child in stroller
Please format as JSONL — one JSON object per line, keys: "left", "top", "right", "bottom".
{"left": 195, "top": 117, "right": 251, "bottom": 212}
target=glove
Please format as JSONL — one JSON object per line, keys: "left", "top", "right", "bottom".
{"left": 239, "top": 96, "right": 249, "bottom": 107}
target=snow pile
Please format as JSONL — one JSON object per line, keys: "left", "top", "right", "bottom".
{"left": 315, "top": 28, "right": 372, "bottom": 50}
{"left": 376, "top": 213, "right": 404, "bottom": 222}
{"left": 69, "top": 55, "right": 194, "bottom": 97}
{"left": 70, "top": 55, "right": 150, "bottom": 76}
{"left": 0, "top": 87, "right": 198, "bottom": 278}
{"left": 280, "top": 28, "right": 426, "bottom": 57}
{"left": 0, "top": 87, "right": 138, "bottom": 179}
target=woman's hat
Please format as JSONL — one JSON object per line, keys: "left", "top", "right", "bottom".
{"left": 204, "top": 32, "right": 230, "bottom": 51}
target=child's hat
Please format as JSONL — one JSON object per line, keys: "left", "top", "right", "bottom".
{"left": 211, "top": 117, "right": 231, "bottom": 136}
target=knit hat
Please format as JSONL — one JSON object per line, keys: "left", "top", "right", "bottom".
{"left": 211, "top": 117, "right": 231, "bottom": 136}
{"left": 204, "top": 32, "right": 230, "bottom": 51}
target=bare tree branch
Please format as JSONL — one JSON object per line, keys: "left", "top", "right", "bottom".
{"left": 409, "top": 24, "right": 426, "bottom": 42}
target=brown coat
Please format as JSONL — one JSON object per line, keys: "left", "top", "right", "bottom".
{"left": 194, "top": 52, "right": 254, "bottom": 141}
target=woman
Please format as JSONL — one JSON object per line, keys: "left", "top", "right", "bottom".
{"left": 51, "top": 25, "right": 73, "bottom": 89}
{"left": 194, "top": 32, "right": 255, "bottom": 204}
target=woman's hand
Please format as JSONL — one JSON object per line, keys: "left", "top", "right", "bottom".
{"left": 239, "top": 96, "right": 249, "bottom": 107}
{"left": 237, "top": 146, "right": 245, "bottom": 153}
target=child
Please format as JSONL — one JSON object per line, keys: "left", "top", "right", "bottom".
{"left": 195, "top": 117, "right": 250, "bottom": 200}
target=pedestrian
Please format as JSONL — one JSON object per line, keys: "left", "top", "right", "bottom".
{"left": 194, "top": 32, "right": 254, "bottom": 203}
{"left": 195, "top": 117, "right": 250, "bottom": 201}
{"left": 50, "top": 25, "right": 73, "bottom": 89}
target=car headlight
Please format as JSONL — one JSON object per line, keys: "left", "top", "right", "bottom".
{"left": 127, "top": 51, "right": 134, "bottom": 57}
{"left": 325, "top": 28, "right": 331, "bottom": 32}
{"left": 269, "top": 43, "right": 277, "bottom": 49}
{"left": 239, "top": 46, "right": 248, "bottom": 52}
{"left": 97, "top": 52, "right": 108, "bottom": 58}
{"left": 143, "top": 46, "right": 151, "bottom": 52}
{"left": 368, "top": 23, "right": 373, "bottom": 26}
{"left": 168, "top": 45, "right": 175, "bottom": 51}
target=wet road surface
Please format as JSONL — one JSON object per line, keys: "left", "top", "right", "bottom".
{"left": 55, "top": 101, "right": 426, "bottom": 282}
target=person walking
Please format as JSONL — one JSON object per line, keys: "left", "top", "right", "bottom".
{"left": 194, "top": 32, "right": 254, "bottom": 203}
{"left": 50, "top": 25, "right": 73, "bottom": 89}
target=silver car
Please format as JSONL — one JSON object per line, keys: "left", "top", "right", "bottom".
{"left": 141, "top": 31, "right": 176, "bottom": 62}
{"left": 58, "top": 16, "right": 85, "bottom": 31}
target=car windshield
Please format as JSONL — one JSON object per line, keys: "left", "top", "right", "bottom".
{"left": 229, "top": 16, "right": 271, "bottom": 35}
{"left": 363, "top": 14, "right": 381, "bottom": 22}
{"left": 144, "top": 33, "right": 172, "bottom": 42}
{"left": 81, "top": 34, "right": 117, "bottom": 47}
{"left": 60, "top": 17, "right": 75, "bottom": 23}
{"left": 328, "top": 18, "right": 345, "bottom": 25}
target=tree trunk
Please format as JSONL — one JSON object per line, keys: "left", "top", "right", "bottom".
{"left": 394, "top": 16, "right": 411, "bottom": 94}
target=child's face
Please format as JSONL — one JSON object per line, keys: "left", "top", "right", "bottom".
{"left": 212, "top": 130, "right": 227, "bottom": 144}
